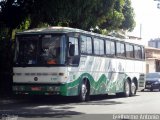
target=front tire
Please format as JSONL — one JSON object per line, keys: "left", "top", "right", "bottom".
{"left": 78, "top": 80, "right": 90, "bottom": 102}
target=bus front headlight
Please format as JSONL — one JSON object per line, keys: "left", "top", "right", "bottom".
{"left": 47, "top": 86, "right": 54, "bottom": 92}
{"left": 13, "top": 86, "right": 18, "bottom": 91}
{"left": 54, "top": 86, "right": 60, "bottom": 91}
{"left": 47, "top": 86, "right": 60, "bottom": 92}
{"left": 13, "top": 86, "right": 24, "bottom": 91}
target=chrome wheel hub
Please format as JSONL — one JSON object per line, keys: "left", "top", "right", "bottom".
{"left": 125, "top": 82, "right": 130, "bottom": 95}
{"left": 82, "top": 84, "right": 87, "bottom": 99}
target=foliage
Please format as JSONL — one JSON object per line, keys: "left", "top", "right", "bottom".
{"left": 0, "top": 0, "right": 135, "bottom": 36}
{"left": 121, "top": 0, "right": 136, "bottom": 31}
{"left": 98, "top": 0, "right": 135, "bottom": 33}
{"left": 0, "top": 0, "right": 26, "bottom": 38}
{"left": 0, "top": 37, "right": 13, "bottom": 97}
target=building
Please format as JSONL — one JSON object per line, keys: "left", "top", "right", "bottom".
{"left": 148, "top": 38, "right": 160, "bottom": 48}
{"left": 145, "top": 46, "right": 160, "bottom": 73}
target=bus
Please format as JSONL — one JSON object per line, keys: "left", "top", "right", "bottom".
{"left": 13, "top": 27, "right": 146, "bottom": 101}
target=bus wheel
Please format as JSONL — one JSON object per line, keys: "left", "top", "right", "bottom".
{"left": 131, "top": 82, "right": 137, "bottom": 96}
{"left": 78, "top": 80, "right": 89, "bottom": 102}
{"left": 123, "top": 80, "right": 131, "bottom": 97}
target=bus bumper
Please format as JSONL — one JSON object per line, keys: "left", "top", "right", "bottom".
{"left": 12, "top": 84, "right": 63, "bottom": 96}
{"left": 12, "top": 83, "right": 79, "bottom": 96}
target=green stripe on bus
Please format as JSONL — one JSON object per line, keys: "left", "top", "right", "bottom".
{"left": 60, "top": 72, "right": 128, "bottom": 96}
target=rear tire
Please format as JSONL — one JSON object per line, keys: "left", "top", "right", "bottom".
{"left": 130, "top": 82, "right": 137, "bottom": 96}
{"left": 123, "top": 80, "right": 131, "bottom": 97}
{"left": 116, "top": 80, "right": 131, "bottom": 97}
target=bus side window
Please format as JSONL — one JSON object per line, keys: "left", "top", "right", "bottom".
{"left": 116, "top": 42, "right": 125, "bottom": 57}
{"left": 126, "top": 44, "right": 134, "bottom": 58}
{"left": 68, "top": 37, "right": 79, "bottom": 65}
{"left": 141, "top": 47, "right": 145, "bottom": 60}
{"left": 94, "top": 38, "right": 104, "bottom": 55}
{"left": 105, "top": 40, "right": 115, "bottom": 56}
{"left": 134, "top": 45, "right": 142, "bottom": 59}
{"left": 69, "top": 37, "right": 79, "bottom": 56}
{"left": 81, "top": 35, "right": 92, "bottom": 54}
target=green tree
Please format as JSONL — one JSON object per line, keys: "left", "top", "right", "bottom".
{"left": 27, "top": 0, "right": 115, "bottom": 30}
{"left": 0, "top": 0, "right": 27, "bottom": 38}
{"left": 98, "top": 0, "right": 135, "bottom": 33}
{"left": 121, "top": 0, "right": 135, "bottom": 31}
{"left": 0, "top": 0, "right": 135, "bottom": 35}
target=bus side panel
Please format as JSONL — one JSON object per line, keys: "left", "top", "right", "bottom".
{"left": 69, "top": 56, "right": 128, "bottom": 96}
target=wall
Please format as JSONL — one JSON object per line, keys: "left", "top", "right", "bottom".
{"left": 146, "top": 59, "right": 155, "bottom": 73}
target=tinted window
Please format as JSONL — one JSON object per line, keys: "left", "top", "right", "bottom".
{"left": 141, "top": 47, "right": 145, "bottom": 59}
{"left": 126, "top": 44, "right": 134, "bottom": 58}
{"left": 105, "top": 40, "right": 115, "bottom": 56}
{"left": 100, "top": 39, "right": 104, "bottom": 55}
{"left": 68, "top": 37, "right": 80, "bottom": 65}
{"left": 146, "top": 73, "right": 160, "bottom": 79}
{"left": 69, "top": 37, "right": 79, "bottom": 55}
{"left": 116, "top": 42, "right": 125, "bottom": 57}
{"left": 81, "top": 35, "right": 92, "bottom": 54}
{"left": 94, "top": 38, "right": 104, "bottom": 55}
{"left": 134, "top": 45, "right": 142, "bottom": 59}
{"left": 15, "top": 35, "right": 66, "bottom": 65}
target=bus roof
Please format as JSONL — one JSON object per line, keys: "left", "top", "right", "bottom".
{"left": 17, "top": 26, "right": 83, "bottom": 34}
{"left": 16, "top": 26, "right": 144, "bottom": 46}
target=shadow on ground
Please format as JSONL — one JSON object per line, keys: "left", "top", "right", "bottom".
{"left": 0, "top": 94, "right": 137, "bottom": 119}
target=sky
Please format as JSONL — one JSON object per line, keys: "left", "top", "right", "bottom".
{"left": 130, "top": 0, "right": 160, "bottom": 45}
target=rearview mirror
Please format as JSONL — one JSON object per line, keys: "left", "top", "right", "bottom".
{"left": 69, "top": 44, "right": 75, "bottom": 56}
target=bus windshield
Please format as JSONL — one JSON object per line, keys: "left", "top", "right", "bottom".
{"left": 14, "top": 34, "right": 66, "bottom": 66}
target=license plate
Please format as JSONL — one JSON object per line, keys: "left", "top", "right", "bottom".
{"left": 146, "top": 85, "right": 151, "bottom": 88}
{"left": 31, "top": 87, "right": 41, "bottom": 91}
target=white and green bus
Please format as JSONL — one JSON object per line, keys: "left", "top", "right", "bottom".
{"left": 13, "top": 27, "right": 145, "bottom": 101}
